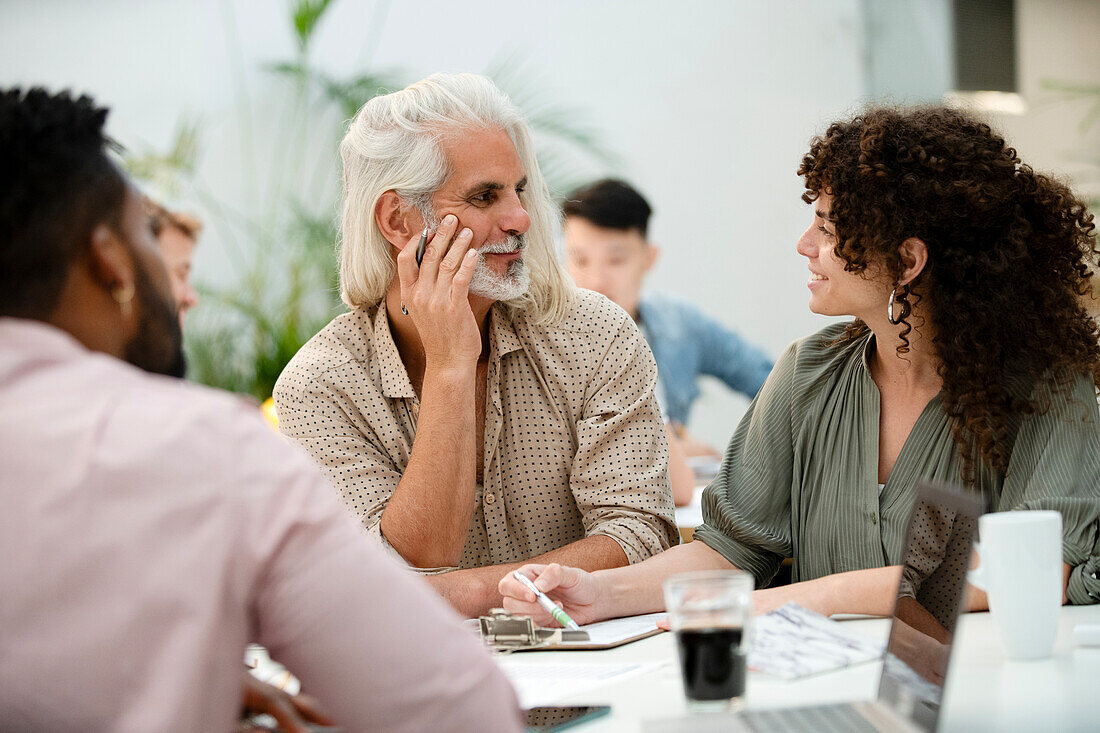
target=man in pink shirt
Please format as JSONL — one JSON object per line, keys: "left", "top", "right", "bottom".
{"left": 0, "top": 88, "right": 521, "bottom": 732}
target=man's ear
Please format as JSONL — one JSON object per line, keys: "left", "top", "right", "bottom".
{"left": 644, "top": 242, "right": 660, "bottom": 273}
{"left": 88, "top": 223, "right": 135, "bottom": 295}
{"left": 898, "top": 237, "right": 928, "bottom": 286}
{"left": 375, "top": 191, "right": 422, "bottom": 250}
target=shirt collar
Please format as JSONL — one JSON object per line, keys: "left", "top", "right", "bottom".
{"left": 366, "top": 302, "right": 525, "bottom": 400}
{"left": 860, "top": 328, "right": 876, "bottom": 375}
{"left": 488, "top": 302, "right": 524, "bottom": 361}
{"left": 368, "top": 304, "right": 418, "bottom": 399}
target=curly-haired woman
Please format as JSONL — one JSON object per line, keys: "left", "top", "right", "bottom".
{"left": 498, "top": 106, "right": 1100, "bottom": 625}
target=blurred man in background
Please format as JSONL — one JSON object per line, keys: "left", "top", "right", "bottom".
{"left": 564, "top": 179, "right": 774, "bottom": 503}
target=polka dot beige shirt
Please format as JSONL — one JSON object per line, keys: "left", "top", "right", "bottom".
{"left": 273, "top": 289, "right": 678, "bottom": 571}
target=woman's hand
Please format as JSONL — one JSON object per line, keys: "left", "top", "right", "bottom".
{"left": 497, "top": 563, "right": 606, "bottom": 627}
{"left": 396, "top": 214, "right": 481, "bottom": 370}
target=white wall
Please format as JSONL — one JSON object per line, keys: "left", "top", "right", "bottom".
{"left": 991, "top": 0, "right": 1100, "bottom": 203}
{"left": 3, "top": 0, "right": 1097, "bottom": 446}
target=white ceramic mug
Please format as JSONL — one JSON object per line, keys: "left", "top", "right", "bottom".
{"left": 968, "top": 510, "right": 1062, "bottom": 660}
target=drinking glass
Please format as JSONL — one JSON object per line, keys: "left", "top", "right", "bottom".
{"left": 663, "top": 570, "right": 753, "bottom": 712}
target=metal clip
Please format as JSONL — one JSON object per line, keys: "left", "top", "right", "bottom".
{"left": 478, "top": 609, "right": 589, "bottom": 651}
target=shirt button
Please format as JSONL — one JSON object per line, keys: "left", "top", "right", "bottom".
{"left": 484, "top": 492, "right": 496, "bottom": 505}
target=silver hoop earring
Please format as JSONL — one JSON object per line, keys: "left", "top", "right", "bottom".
{"left": 888, "top": 286, "right": 901, "bottom": 325}
{"left": 401, "top": 303, "right": 408, "bottom": 316}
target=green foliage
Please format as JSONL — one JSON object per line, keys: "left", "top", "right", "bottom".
{"left": 1041, "top": 78, "right": 1100, "bottom": 211}
{"left": 183, "top": 200, "right": 342, "bottom": 400}
{"left": 1041, "top": 78, "right": 1100, "bottom": 303}
{"left": 122, "top": 118, "right": 202, "bottom": 199}
{"left": 177, "top": 0, "right": 354, "bottom": 400}
{"left": 291, "top": 0, "right": 334, "bottom": 52}
{"left": 131, "top": 1, "right": 616, "bottom": 400}
{"left": 1042, "top": 80, "right": 1100, "bottom": 135}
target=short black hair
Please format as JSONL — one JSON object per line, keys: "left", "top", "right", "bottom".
{"left": 562, "top": 178, "right": 653, "bottom": 237}
{"left": 0, "top": 88, "right": 126, "bottom": 318}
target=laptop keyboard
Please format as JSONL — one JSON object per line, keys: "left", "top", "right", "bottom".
{"left": 741, "top": 703, "right": 880, "bottom": 732}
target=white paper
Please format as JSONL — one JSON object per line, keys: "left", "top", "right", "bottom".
{"left": 570, "top": 611, "right": 665, "bottom": 646}
{"left": 497, "top": 660, "right": 665, "bottom": 707}
{"left": 748, "top": 603, "right": 884, "bottom": 679}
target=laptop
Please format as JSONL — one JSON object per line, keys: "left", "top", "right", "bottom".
{"left": 646, "top": 481, "right": 986, "bottom": 733}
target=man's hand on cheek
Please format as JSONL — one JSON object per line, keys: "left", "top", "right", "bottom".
{"left": 396, "top": 213, "right": 482, "bottom": 369}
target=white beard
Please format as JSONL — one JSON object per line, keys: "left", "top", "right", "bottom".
{"left": 416, "top": 207, "right": 530, "bottom": 301}
{"left": 468, "top": 234, "right": 530, "bottom": 301}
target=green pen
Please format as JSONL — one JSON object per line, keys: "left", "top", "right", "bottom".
{"left": 513, "top": 570, "right": 581, "bottom": 630}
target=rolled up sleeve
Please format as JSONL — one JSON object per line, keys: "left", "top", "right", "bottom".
{"left": 696, "top": 307, "right": 774, "bottom": 399}
{"left": 1016, "top": 496, "right": 1100, "bottom": 605}
{"left": 570, "top": 318, "right": 678, "bottom": 563}
{"left": 1001, "top": 373, "right": 1100, "bottom": 605}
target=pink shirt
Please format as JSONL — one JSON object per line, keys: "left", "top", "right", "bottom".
{"left": 0, "top": 319, "right": 521, "bottom": 732}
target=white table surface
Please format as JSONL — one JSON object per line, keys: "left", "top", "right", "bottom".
{"left": 508, "top": 605, "right": 1100, "bottom": 732}
{"left": 672, "top": 486, "right": 706, "bottom": 529}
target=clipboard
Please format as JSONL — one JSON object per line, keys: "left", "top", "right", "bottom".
{"left": 476, "top": 610, "right": 666, "bottom": 652}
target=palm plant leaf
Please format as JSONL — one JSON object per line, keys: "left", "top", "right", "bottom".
{"left": 291, "top": 0, "right": 335, "bottom": 52}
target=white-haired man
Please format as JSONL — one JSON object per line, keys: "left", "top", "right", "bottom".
{"left": 274, "top": 73, "right": 678, "bottom": 617}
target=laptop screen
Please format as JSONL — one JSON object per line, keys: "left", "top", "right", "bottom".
{"left": 876, "top": 481, "right": 986, "bottom": 731}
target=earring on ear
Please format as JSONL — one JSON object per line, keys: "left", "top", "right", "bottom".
{"left": 401, "top": 302, "right": 409, "bottom": 316}
{"left": 112, "top": 283, "right": 135, "bottom": 319}
{"left": 887, "top": 283, "right": 911, "bottom": 325}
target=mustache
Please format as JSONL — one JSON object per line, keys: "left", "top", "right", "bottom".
{"left": 478, "top": 234, "right": 526, "bottom": 254}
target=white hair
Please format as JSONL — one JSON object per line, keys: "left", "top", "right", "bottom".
{"left": 338, "top": 72, "right": 575, "bottom": 324}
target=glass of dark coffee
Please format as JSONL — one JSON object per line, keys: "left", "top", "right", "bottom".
{"left": 663, "top": 570, "right": 753, "bottom": 712}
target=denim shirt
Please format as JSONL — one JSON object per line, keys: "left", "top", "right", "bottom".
{"left": 637, "top": 292, "right": 773, "bottom": 425}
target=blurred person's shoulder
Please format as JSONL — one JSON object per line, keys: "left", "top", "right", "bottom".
{"left": 640, "top": 290, "right": 707, "bottom": 318}
{"left": 1, "top": 319, "right": 327, "bottom": 508}
{"left": 103, "top": 355, "right": 323, "bottom": 498}
{"left": 638, "top": 290, "right": 714, "bottom": 335}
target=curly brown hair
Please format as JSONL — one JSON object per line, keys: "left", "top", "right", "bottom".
{"left": 797, "top": 106, "right": 1100, "bottom": 485}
